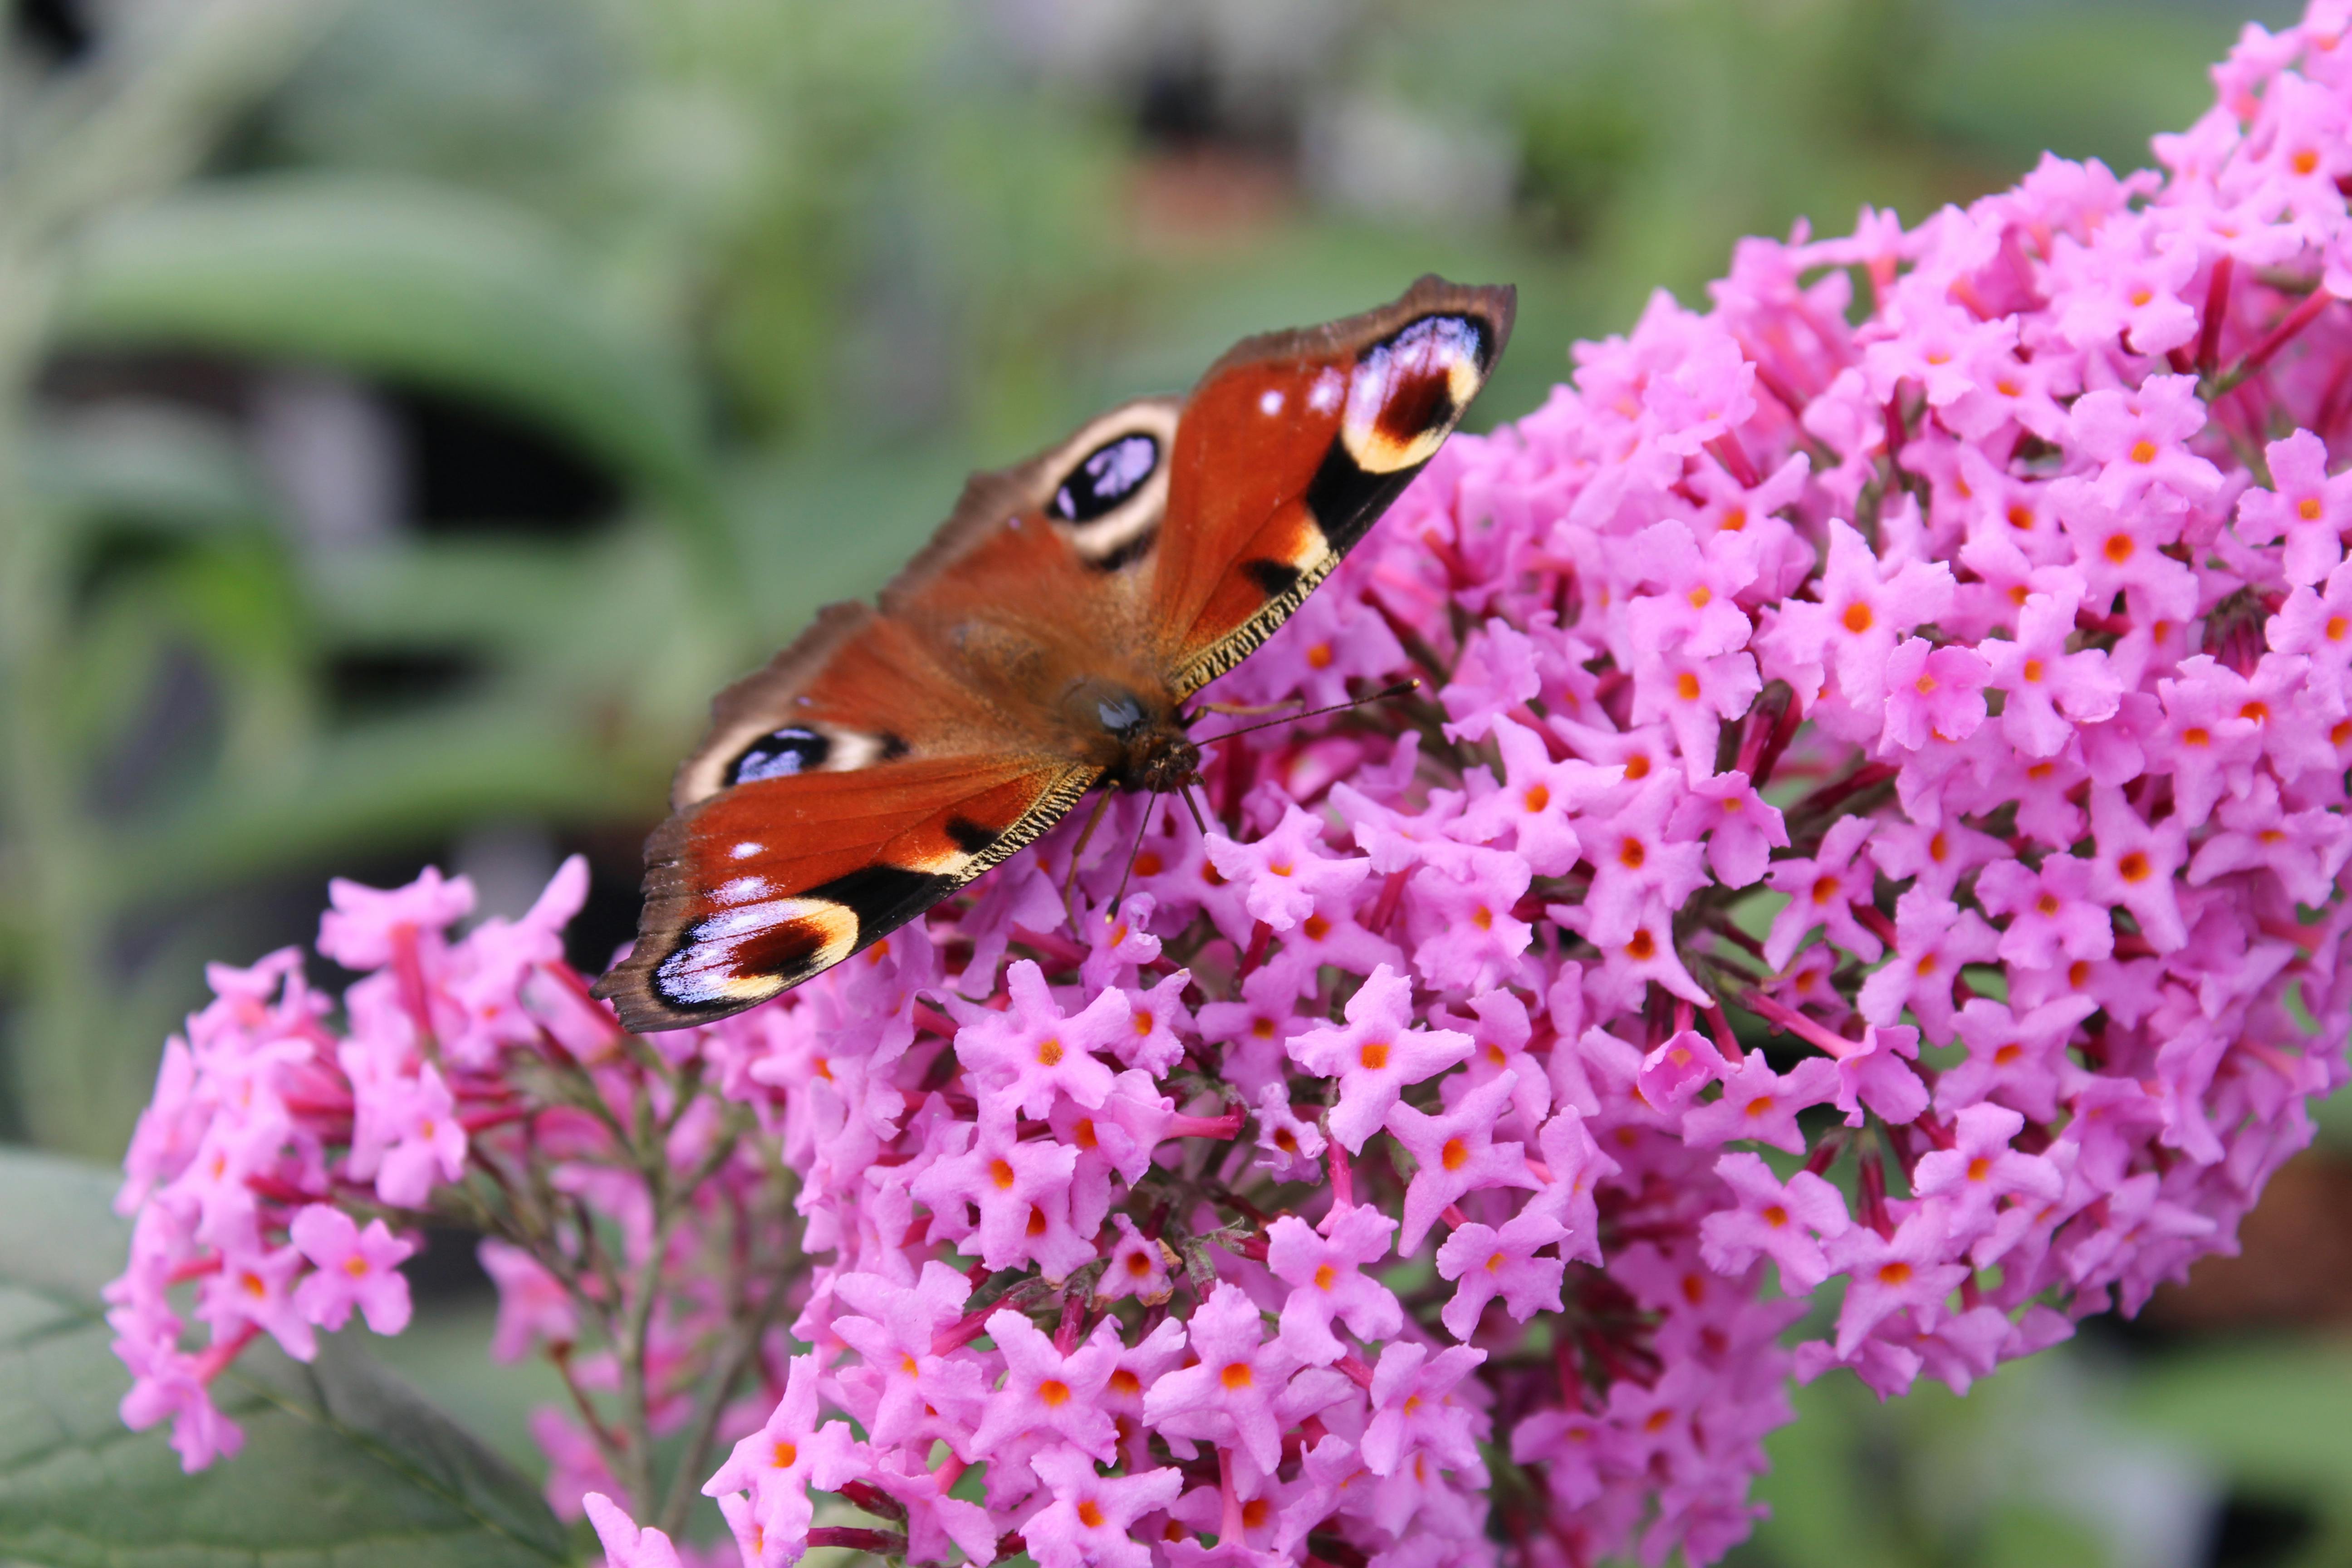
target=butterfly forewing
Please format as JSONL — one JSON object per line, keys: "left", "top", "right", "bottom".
{"left": 1149, "top": 276, "right": 1514, "bottom": 693}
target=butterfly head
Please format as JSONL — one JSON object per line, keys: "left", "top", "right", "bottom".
{"left": 1068, "top": 676, "right": 1202, "bottom": 795}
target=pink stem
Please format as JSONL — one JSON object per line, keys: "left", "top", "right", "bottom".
{"left": 2240, "top": 288, "right": 2334, "bottom": 379}
{"left": 1740, "top": 988, "right": 1857, "bottom": 1060}
{"left": 2197, "top": 256, "right": 2234, "bottom": 374}
{"left": 1167, "top": 1110, "right": 1245, "bottom": 1140}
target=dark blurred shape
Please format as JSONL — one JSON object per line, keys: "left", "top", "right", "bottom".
{"left": 2205, "top": 1493, "right": 2318, "bottom": 1568}
{"left": 1135, "top": 49, "right": 1224, "bottom": 152}
{"left": 568, "top": 833, "right": 668, "bottom": 980}
{"left": 2148, "top": 1152, "right": 2352, "bottom": 1331}
{"left": 88, "top": 646, "right": 221, "bottom": 820}
{"left": 325, "top": 647, "right": 482, "bottom": 722}
{"left": 40, "top": 347, "right": 251, "bottom": 420}
{"left": 394, "top": 385, "right": 621, "bottom": 537}
{"left": 1516, "top": 94, "right": 1644, "bottom": 249}
{"left": 11, "top": 0, "right": 91, "bottom": 64}
{"left": 406, "top": 1225, "right": 495, "bottom": 1301}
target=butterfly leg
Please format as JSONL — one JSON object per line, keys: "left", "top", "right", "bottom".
{"left": 1058, "top": 784, "right": 1117, "bottom": 931}
{"left": 1108, "top": 791, "right": 1162, "bottom": 915}
{"left": 1178, "top": 780, "right": 1212, "bottom": 838}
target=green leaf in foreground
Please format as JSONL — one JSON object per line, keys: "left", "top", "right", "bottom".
{"left": 0, "top": 1147, "right": 571, "bottom": 1568}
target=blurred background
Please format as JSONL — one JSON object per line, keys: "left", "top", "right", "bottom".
{"left": 1, "top": 0, "right": 2347, "bottom": 1563}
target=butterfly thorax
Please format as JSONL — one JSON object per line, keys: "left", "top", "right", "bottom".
{"left": 1058, "top": 674, "right": 1200, "bottom": 794}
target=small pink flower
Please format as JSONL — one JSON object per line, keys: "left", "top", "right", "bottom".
{"left": 479, "top": 1239, "right": 576, "bottom": 1362}
{"left": 1205, "top": 804, "right": 1371, "bottom": 934}
{"left": 316, "top": 865, "right": 473, "bottom": 971}
{"left": 583, "top": 1493, "right": 684, "bottom": 1568}
{"left": 1266, "top": 1206, "right": 1402, "bottom": 1364}
{"left": 1025, "top": 1448, "right": 1184, "bottom": 1568}
{"left": 1096, "top": 1213, "right": 1179, "bottom": 1307}
{"left": 1879, "top": 638, "right": 1992, "bottom": 750}
{"left": 1699, "top": 1153, "right": 1851, "bottom": 1294}
{"left": 2238, "top": 428, "right": 2352, "bottom": 583}
{"left": 1911, "top": 1103, "right": 2066, "bottom": 1245}
{"left": 289, "top": 1205, "right": 414, "bottom": 1335}
{"left": 1359, "top": 1341, "right": 1489, "bottom": 1479}
{"left": 1681, "top": 1054, "right": 1842, "bottom": 1154}
{"left": 968, "top": 1309, "right": 1119, "bottom": 1459}
{"left": 1434, "top": 1209, "right": 1567, "bottom": 1338}
{"left": 1828, "top": 1210, "right": 1972, "bottom": 1356}
{"left": 947, "top": 959, "right": 1127, "bottom": 1119}
{"left": 1284, "top": 964, "right": 1471, "bottom": 1153}
{"left": 701, "top": 1356, "right": 865, "bottom": 1545}
{"left": 1762, "top": 816, "right": 1884, "bottom": 970}
{"left": 1142, "top": 1283, "right": 1348, "bottom": 1473}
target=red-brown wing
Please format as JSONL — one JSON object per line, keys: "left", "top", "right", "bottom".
{"left": 601, "top": 280, "right": 1518, "bottom": 1030}
{"left": 1148, "top": 275, "right": 1516, "bottom": 695}
{"left": 597, "top": 752, "right": 1093, "bottom": 1031}
{"left": 601, "top": 402, "right": 1185, "bottom": 1031}
{"left": 601, "top": 591, "right": 1103, "bottom": 1031}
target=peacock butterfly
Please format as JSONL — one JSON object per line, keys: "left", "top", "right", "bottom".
{"left": 596, "top": 276, "right": 1516, "bottom": 1031}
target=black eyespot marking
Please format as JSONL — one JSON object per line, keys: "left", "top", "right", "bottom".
{"left": 1049, "top": 433, "right": 1159, "bottom": 523}
{"left": 878, "top": 731, "right": 911, "bottom": 761}
{"left": 731, "top": 726, "right": 829, "bottom": 784}
{"left": 1245, "top": 559, "right": 1303, "bottom": 597}
{"left": 946, "top": 816, "right": 999, "bottom": 855}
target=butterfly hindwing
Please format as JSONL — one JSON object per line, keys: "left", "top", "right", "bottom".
{"left": 1150, "top": 275, "right": 1515, "bottom": 693}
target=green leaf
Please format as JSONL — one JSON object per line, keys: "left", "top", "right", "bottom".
{"left": 0, "top": 1147, "right": 571, "bottom": 1568}
{"left": 52, "top": 173, "right": 717, "bottom": 525}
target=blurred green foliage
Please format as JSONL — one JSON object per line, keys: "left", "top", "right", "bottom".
{"left": 0, "top": 0, "right": 2343, "bottom": 1563}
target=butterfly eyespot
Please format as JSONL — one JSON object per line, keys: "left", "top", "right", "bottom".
{"left": 655, "top": 895, "right": 861, "bottom": 1009}
{"left": 730, "top": 726, "right": 829, "bottom": 784}
{"left": 729, "top": 724, "right": 901, "bottom": 786}
{"left": 1050, "top": 432, "right": 1159, "bottom": 523}
{"left": 1340, "top": 314, "right": 1490, "bottom": 476}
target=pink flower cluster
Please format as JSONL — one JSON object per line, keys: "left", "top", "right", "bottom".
{"left": 105, "top": 858, "right": 800, "bottom": 1510}
{"left": 114, "top": 6, "right": 2352, "bottom": 1564}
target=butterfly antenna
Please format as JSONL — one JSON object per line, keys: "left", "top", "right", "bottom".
{"left": 1060, "top": 785, "right": 1116, "bottom": 932}
{"left": 1109, "top": 792, "right": 1161, "bottom": 915}
{"left": 1188, "top": 680, "right": 1420, "bottom": 745}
